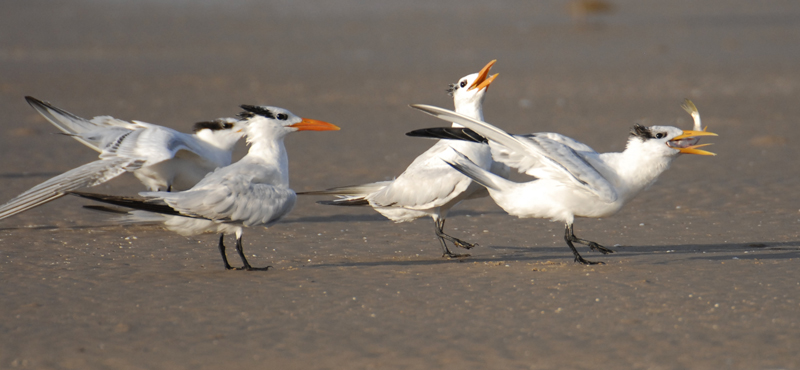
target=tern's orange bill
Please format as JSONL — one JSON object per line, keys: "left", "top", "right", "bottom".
{"left": 468, "top": 60, "right": 499, "bottom": 91}
{"left": 668, "top": 129, "right": 718, "bottom": 156}
{"left": 676, "top": 143, "right": 716, "bottom": 156}
{"left": 671, "top": 130, "right": 717, "bottom": 141}
{"left": 290, "top": 118, "right": 340, "bottom": 131}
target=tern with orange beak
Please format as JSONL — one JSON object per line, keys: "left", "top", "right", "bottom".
{"left": 408, "top": 101, "right": 717, "bottom": 264}
{"left": 73, "top": 105, "right": 340, "bottom": 271}
{"left": 300, "top": 60, "right": 504, "bottom": 258}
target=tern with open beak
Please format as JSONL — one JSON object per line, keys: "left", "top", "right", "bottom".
{"left": 300, "top": 60, "right": 505, "bottom": 258}
{"left": 408, "top": 101, "right": 717, "bottom": 264}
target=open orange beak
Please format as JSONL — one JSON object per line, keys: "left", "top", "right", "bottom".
{"left": 667, "top": 130, "right": 718, "bottom": 155}
{"left": 468, "top": 60, "right": 499, "bottom": 91}
{"left": 289, "top": 118, "right": 340, "bottom": 131}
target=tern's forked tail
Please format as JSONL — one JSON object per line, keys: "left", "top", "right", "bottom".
{"left": 444, "top": 150, "right": 506, "bottom": 192}
{"left": 298, "top": 182, "right": 387, "bottom": 207}
{"left": 297, "top": 181, "right": 392, "bottom": 197}
{"left": 317, "top": 197, "right": 370, "bottom": 207}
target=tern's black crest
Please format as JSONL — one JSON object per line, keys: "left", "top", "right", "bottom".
{"left": 239, "top": 105, "right": 275, "bottom": 119}
{"left": 446, "top": 83, "right": 457, "bottom": 97}
{"left": 193, "top": 119, "right": 233, "bottom": 133}
{"left": 630, "top": 124, "right": 654, "bottom": 140}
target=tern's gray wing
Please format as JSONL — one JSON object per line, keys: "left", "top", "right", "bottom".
{"left": 490, "top": 132, "right": 596, "bottom": 173}
{"left": 410, "top": 104, "right": 617, "bottom": 203}
{"left": 0, "top": 158, "right": 145, "bottom": 220}
{"left": 518, "top": 132, "right": 596, "bottom": 153}
{"left": 26, "top": 98, "right": 211, "bottom": 168}
{"left": 368, "top": 140, "right": 486, "bottom": 209}
{"left": 98, "top": 126, "right": 214, "bottom": 168}
{"left": 517, "top": 136, "right": 617, "bottom": 202}
{"left": 143, "top": 172, "right": 296, "bottom": 227}
{"left": 26, "top": 96, "right": 136, "bottom": 152}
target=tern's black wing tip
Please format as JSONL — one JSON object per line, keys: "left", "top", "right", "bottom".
{"left": 25, "top": 95, "right": 52, "bottom": 109}
{"left": 317, "top": 198, "right": 370, "bottom": 207}
{"left": 69, "top": 191, "right": 182, "bottom": 216}
{"left": 82, "top": 205, "right": 131, "bottom": 214}
{"left": 405, "top": 127, "right": 487, "bottom": 143}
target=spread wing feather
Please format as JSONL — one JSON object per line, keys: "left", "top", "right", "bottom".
{"left": 410, "top": 104, "right": 617, "bottom": 203}
{"left": 0, "top": 158, "right": 144, "bottom": 220}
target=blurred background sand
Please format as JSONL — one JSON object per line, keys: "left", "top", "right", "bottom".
{"left": 1, "top": 1, "right": 799, "bottom": 368}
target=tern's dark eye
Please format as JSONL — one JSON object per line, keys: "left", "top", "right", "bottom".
{"left": 655, "top": 133, "right": 665, "bottom": 139}
{"left": 223, "top": 122, "right": 234, "bottom": 129}
{"left": 276, "top": 113, "right": 288, "bottom": 121}
{"left": 460, "top": 80, "right": 467, "bottom": 88}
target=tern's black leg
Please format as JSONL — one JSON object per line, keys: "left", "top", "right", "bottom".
{"left": 567, "top": 224, "right": 614, "bottom": 254}
{"left": 563, "top": 224, "right": 604, "bottom": 265}
{"left": 435, "top": 219, "right": 478, "bottom": 252}
{"left": 232, "top": 236, "right": 271, "bottom": 271}
{"left": 234, "top": 236, "right": 253, "bottom": 270}
{"left": 218, "top": 234, "right": 234, "bottom": 270}
{"left": 434, "top": 219, "right": 472, "bottom": 258}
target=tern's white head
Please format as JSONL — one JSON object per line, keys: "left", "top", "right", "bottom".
{"left": 627, "top": 124, "right": 717, "bottom": 158}
{"left": 193, "top": 118, "right": 247, "bottom": 151}
{"left": 237, "top": 105, "right": 339, "bottom": 145}
{"left": 448, "top": 60, "right": 499, "bottom": 122}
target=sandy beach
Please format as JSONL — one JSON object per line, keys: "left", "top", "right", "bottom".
{"left": 1, "top": 1, "right": 799, "bottom": 368}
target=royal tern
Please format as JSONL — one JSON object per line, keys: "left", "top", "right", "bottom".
{"left": 0, "top": 97, "right": 245, "bottom": 220}
{"left": 300, "top": 60, "right": 504, "bottom": 258}
{"left": 73, "top": 105, "right": 339, "bottom": 270}
{"left": 409, "top": 102, "right": 717, "bottom": 264}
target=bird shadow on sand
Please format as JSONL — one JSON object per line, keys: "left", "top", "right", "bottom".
{"left": 0, "top": 223, "right": 157, "bottom": 232}
{"left": 608, "top": 241, "right": 800, "bottom": 262}
{"left": 282, "top": 210, "right": 506, "bottom": 224}
{"left": 281, "top": 213, "right": 387, "bottom": 224}
{"left": 305, "top": 240, "right": 800, "bottom": 269}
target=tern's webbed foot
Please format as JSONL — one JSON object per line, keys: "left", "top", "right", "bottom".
{"left": 229, "top": 265, "right": 272, "bottom": 271}
{"left": 452, "top": 239, "right": 479, "bottom": 250}
{"left": 434, "top": 219, "right": 477, "bottom": 253}
{"left": 442, "top": 251, "right": 471, "bottom": 259}
{"left": 574, "top": 255, "right": 605, "bottom": 265}
{"left": 588, "top": 242, "right": 614, "bottom": 254}
{"left": 564, "top": 225, "right": 610, "bottom": 265}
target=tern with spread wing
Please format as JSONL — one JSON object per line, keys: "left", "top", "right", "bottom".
{"left": 0, "top": 97, "right": 246, "bottom": 220}
{"left": 73, "top": 105, "right": 340, "bottom": 270}
{"left": 300, "top": 60, "right": 505, "bottom": 258}
{"left": 409, "top": 102, "right": 717, "bottom": 264}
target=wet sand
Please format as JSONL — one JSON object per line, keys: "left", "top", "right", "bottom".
{"left": 1, "top": 1, "right": 799, "bottom": 369}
